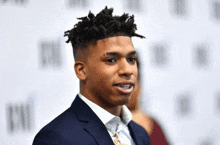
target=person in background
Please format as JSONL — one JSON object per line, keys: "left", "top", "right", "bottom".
{"left": 33, "top": 6, "right": 150, "bottom": 145}
{"left": 126, "top": 59, "right": 170, "bottom": 145}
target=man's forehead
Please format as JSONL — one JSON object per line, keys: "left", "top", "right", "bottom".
{"left": 86, "top": 36, "right": 135, "bottom": 57}
{"left": 103, "top": 51, "right": 136, "bottom": 56}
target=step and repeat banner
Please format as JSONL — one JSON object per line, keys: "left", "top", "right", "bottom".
{"left": 0, "top": 0, "right": 220, "bottom": 144}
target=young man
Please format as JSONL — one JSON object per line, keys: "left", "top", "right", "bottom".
{"left": 33, "top": 7, "right": 150, "bottom": 145}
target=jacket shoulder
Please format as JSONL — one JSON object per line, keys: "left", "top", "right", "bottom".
{"left": 33, "top": 107, "right": 86, "bottom": 145}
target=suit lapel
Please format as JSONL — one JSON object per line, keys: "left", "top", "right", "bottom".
{"left": 70, "top": 95, "right": 114, "bottom": 145}
{"left": 83, "top": 121, "right": 114, "bottom": 145}
{"left": 128, "top": 121, "right": 144, "bottom": 145}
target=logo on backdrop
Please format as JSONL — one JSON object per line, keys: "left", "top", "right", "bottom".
{"left": 176, "top": 93, "right": 192, "bottom": 117}
{"left": 172, "top": 0, "right": 187, "bottom": 16}
{"left": 197, "top": 137, "right": 214, "bottom": 145}
{"left": 215, "top": 92, "right": 220, "bottom": 114}
{"left": 0, "top": 0, "right": 28, "bottom": 5}
{"left": 212, "top": 1, "right": 220, "bottom": 20}
{"left": 39, "top": 39, "right": 62, "bottom": 69}
{"left": 67, "top": 0, "right": 88, "bottom": 8}
{"left": 124, "top": 0, "right": 142, "bottom": 12}
{"left": 6, "top": 94, "right": 35, "bottom": 133}
{"left": 193, "top": 44, "right": 209, "bottom": 69}
{"left": 151, "top": 43, "right": 168, "bottom": 67}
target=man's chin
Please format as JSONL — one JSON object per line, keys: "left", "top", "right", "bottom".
{"left": 117, "top": 95, "right": 131, "bottom": 105}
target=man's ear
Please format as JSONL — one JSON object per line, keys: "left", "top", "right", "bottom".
{"left": 74, "top": 61, "right": 87, "bottom": 81}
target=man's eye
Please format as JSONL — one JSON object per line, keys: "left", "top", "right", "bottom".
{"left": 106, "top": 58, "right": 116, "bottom": 63}
{"left": 128, "top": 57, "right": 136, "bottom": 62}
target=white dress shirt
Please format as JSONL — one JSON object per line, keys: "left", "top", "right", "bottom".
{"left": 78, "top": 93, "right": 135, "bottom": 145}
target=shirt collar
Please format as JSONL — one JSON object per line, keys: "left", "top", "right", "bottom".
{"left": 78, "top": 93, "right": 132, "bottom": 125}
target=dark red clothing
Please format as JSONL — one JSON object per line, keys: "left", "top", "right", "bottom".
{"left": 149, "top": 119, "right": 169, "bottom": 145}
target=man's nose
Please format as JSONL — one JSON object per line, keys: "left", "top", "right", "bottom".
{"left": 118, "top": 59, "right": 134, "bottom": 78}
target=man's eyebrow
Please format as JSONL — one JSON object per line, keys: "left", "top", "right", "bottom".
{"left": 104, "top": 52, "right": 118, "bottom": 56}
{"left": 128, "top": 51, "right": 136, "bottom": 55}
{"left": 103, "top": 51, "right": 136, "bottom": 56}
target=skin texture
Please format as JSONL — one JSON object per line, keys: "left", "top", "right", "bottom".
{"left": 74, "top": 36, "right": 138, "bottom": 117}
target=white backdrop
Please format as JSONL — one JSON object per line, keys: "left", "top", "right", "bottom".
{"left": 0, "top": 0, "right": 220, "bottom": 144}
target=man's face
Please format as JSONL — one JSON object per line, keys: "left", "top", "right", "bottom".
{"left": 83, "top": 36, "right": 138, "bottom": 109}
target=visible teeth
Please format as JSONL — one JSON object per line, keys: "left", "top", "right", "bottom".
{"left": 120, "top": 85, "right": 130, "bottom": 89}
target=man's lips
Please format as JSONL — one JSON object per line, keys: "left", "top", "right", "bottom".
{"left": 113, "top": 82, "right": 135, "bottom": 95}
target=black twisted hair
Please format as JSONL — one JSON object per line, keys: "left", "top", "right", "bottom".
{"left": 64, "top": 6, "right": 145, "bottom": 59}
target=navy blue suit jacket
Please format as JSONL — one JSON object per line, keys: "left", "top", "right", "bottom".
{"left": 33, "top": 95, "right": 150, "bottom": 145}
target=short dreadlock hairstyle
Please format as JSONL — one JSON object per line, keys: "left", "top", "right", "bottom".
{"left": 64, "top": 6, "right": 145, "bottom": 60}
